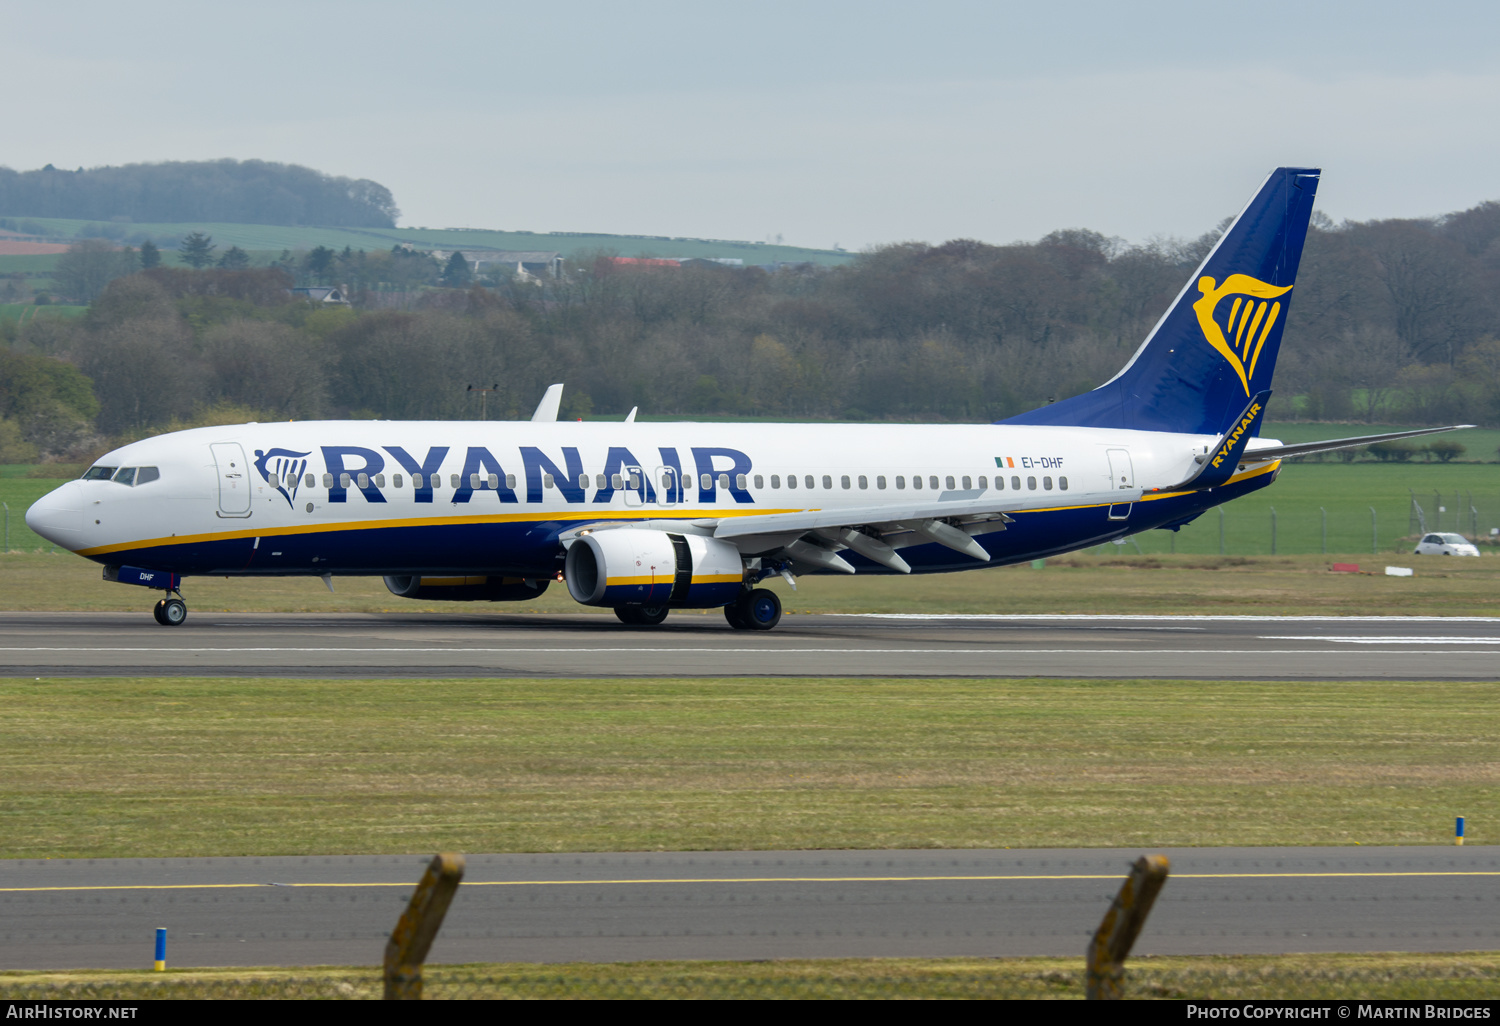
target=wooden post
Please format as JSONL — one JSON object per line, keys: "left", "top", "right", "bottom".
{"left": 1086, "top": 854, "right": 1170, "bottom": 1000}
{"left": 384, "top": 852, "right": 466, "bottom": 1000}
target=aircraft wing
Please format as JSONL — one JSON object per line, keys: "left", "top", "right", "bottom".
{"left": 702, "top": 486, "right": 1142, "bottom": 573}
{"left": 1241, "top": 425, "right": 1473, "bottom": 463}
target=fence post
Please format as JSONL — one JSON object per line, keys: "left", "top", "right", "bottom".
{"left": 1270, "top": 506, "right": 1277, "bottom": 555}
{"left": 1434, "top": 490, "right": 1442, "bottom": 531}
{"left": 1371, "top": 507, "right": 1378, "bottom": 555}
{"left": 1086, "top": 855, "right": 1171, "bottom": 1000}
{"left": 385, "top": 853, "right": 466, "bottom": 1000}
{"left": 1218, "top": 507, "right": 1225, "bottom": 555}
{"left": 2, "top": 501, "right": 8, "bottom": 553}
{"left": 1320, "top": 507, "right": 1327, "bottom": 554}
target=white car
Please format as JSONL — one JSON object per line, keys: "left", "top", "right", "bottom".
{"left": 1413, "top": 533, "right": 1481, "bottom": 557}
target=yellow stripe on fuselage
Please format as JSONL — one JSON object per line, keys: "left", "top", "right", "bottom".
{"left": 74, "top": 507, "right": 810, "bottom": 558}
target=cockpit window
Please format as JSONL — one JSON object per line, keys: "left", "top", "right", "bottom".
{"left": 83, "top": 466, "right": 117, "bottom": 481}
{"left": 112, "top": 467, "right": 136, "bottom": 486}
{"left": 135, "top": 467, "right": 160, "bottom": 485}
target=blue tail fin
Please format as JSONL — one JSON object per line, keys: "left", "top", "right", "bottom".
{"left": 1002, "top": 167, "right": 1320, "bottom": 435}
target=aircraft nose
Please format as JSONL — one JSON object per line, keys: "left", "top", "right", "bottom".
{"left": 25, "top": 480, "right": 84, "bottom": 548}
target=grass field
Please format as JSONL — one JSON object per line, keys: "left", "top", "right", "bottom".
{"left": 6, "top": 549, "right": 1500, "bottom": 616}
{"left": 0, "top": 254, "right": 61, "bottom": 274}
{"left": 4, "top": 953, "right": 1498, "bottom": 999}
{"left": 0, "top": 303, "right": 83, "bottom": 327}
{"left": 7, "top": 218, "right": 854, "bottom": 267}
{"left": 2, "top": 676, "right": 1494, "bottom": 858}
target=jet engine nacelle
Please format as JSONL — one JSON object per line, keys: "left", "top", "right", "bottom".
{"left": 565, "top": 528, "right": 743, "bottom": 608}
{"left": 383, "top": 575, "right": 550, "bottom": 602}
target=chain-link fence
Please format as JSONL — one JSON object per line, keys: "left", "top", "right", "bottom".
{"left": 5, "top": 963, "right": 1500, "bottom": 1000}
{"left": 1099, "top": 490, "right": 1500, "bottom": 557}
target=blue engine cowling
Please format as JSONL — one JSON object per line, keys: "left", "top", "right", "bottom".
{"left": 564, "top": 528, "right": 744, "bottom": 608}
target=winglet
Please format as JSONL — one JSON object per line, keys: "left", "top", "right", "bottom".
{"left": 1156, "top": 390, "right": 1270, "bottom": 493}
{"left": 624, "top": 406, "right": 638, "bottom": 423}
{"left": 531, "top": 384, "right": 564, "bottom": 422}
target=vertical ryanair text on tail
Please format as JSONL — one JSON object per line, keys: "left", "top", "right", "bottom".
{"left": 25, "top": 168, "right": 1468, "bottom": 630}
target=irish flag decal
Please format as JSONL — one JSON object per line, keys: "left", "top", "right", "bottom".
{"left": 993, "top": 457, "right": 1015, "bottom": 468}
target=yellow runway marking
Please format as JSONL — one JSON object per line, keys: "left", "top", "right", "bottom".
{"left": 4, "top": 869, "right": 1499, "bottom": 893}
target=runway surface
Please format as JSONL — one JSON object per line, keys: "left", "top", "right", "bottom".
{"left": 2, "top": 847, "right": 1497, "bottom": 970}
{"left": 3, "top": 611, "right": 1500, "bottom": 679}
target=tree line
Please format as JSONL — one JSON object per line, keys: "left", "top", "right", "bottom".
{"left": 2, "top": 197, "right": 1499, "bottom": 464}
{"left": 0, "top": 159, "right": 398, "bottom": 227}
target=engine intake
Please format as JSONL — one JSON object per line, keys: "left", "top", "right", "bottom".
{"left": 383, "top": 575, "right": 549, "bottom": 602}
{"left": 565, "top": 529, "right": 743, "bottom": 608}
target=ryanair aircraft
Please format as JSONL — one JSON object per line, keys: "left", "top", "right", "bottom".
{"left": 26, "top": 168, "right": 1463, "bottom": 629}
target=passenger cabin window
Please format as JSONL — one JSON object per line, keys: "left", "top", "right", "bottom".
{"left": 786, "top": 475, "right": 796, "bottom": 489}
{"left": 1043, "top": 476, "right": 1053, "bottom": 490}
{"left": 613, "top": 474, "right": 625, "bottom": 489}
{"left": 1027, "top": 476, "right": 1036, "bottom": 489}
{"left": 700, "top": 473, "right": 712, "bottom": 490}
{"left": 392, "top": 473, "right": 403, "bottom": 488}
{"left": 821, "top": 475, "right": 832, "bottom": 489}
{"left": 1059, "top": 476, "right": 1068, "bottom": 490}
{"left": 342, "top": 473, "right": 353, "bottom": 488}
{"left": 858, "top": 475, "right": 868, "bottom": 489}
{"left": 112, "top": 467, "right": 136, "bottom": 486}
{"left": 912, "top": 476, "right": 922, "bottom": 490}
{"left": 450, "top": 474, "right": 460, "bottom": 488}
{"left": 753, "top": 474, "right": 763, "bottom": 488}
{"left": 1011, "top": 476, "right": 1021, "bottom": 490}
{"left": 804, "top": 475, "right": 814, "bottom": 489}
{"left": 736, "top": 473, "right": 747, "bottom": 489}
{"left": 896, "top": 476, "right": 905, "bottom": 489}
{"left": 771, "top": 475, "right": 781, "bottom": 488}
{"left": 840, "top": 475, "right": 850, "bottom": 489}
{"left": 304, "top": 473, "right": 315, "bottom": 488}
{"left": 945, "top": 475, "right": 955, "bottom": 490}
{"left": 978, "top": 476, "right": 987, "bottom": 489}
{"left": 325, "top": 474, "right": 335, "bottom": 488}
{"left": 375, "top": 474, "right": 387, "bottom": 488}
{"left": 543, "top": 474, "right": 555, "bottom": 489}
{"left": 718, "top": 473, "right": 730, "bottom": 489}
{"left": 136, "top": 467, "right": 160, "bottom": 485}
{"left": 83, "top": 466, "right": 116, "bottom": 481}
{"left": 877, "top": 476, "right": 887, "bottom": 489}
{"left": 962, "top": 476, "right": 971, "bottom": 490}
{"left": 929, "top": 476, "right": 939, "bottom": 490}
{"left": 995, "top": 476, "right": 1004, "bottom": 490}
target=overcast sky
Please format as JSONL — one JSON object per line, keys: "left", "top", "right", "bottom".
{"left": 10, "top": 1, "right": 1499, "bottom": 250}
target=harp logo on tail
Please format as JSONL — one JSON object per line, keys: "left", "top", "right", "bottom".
{"left": 1193, "top": 274, "right": 1293, "bottom": 396}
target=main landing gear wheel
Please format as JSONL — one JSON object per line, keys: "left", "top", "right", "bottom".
{"left": 725, "top": 588, "right": 781, "bottom": 631}
{"left": 153, "top": 597, "right": 187, "bottom": 627}
{"left": 615, "top": 604, "right": 669, "bottom": 626}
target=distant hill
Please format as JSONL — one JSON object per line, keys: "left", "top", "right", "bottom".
{"left": 0, "top": 160, "right": 398, "bottom": 228}
{"left": 0, "top": 218, "right": 854, "bottom": 269}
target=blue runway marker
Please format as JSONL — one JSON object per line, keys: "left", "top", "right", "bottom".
{"left": 1457, "top": 816, "right": 1466, "bottom": 847}
{"left": 154, "top": 927, "right": 166, "bottom": 971}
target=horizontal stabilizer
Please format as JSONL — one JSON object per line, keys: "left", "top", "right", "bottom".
{"left": 1243, "top": 425, "right": 1474, "bottom": 463}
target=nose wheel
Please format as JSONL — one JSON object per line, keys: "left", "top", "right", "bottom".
{"left": 153, "top": 595, "right": 188, "bottom": 626}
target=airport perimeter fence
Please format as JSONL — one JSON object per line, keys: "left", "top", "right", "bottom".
{"left": 1095, "top": 490, "right": 1500, "bottom": 558}
{"left": 6, "top": 963, "right": 1500, "bottom": 1001}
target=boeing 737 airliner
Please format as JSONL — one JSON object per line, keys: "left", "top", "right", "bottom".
{"left": 25, "top": 168, "right": 1465, "bottom": 629}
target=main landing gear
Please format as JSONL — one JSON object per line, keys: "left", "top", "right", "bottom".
{"left": 615, "top": 604, "right": 669, "bottom": 626}
{"left": 153, "top": 594, "right": 187, "bottom": 626}
{"left": 724, "top": 588, "right": 781, "bottom": 631}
